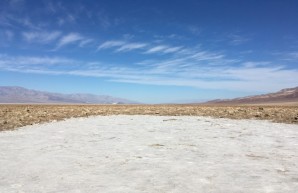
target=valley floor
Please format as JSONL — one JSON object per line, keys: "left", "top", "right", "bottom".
{"left": 0, "top": 115, "right": 298, "bottom": 192}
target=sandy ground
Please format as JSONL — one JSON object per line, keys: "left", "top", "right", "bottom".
{"left": 1, "top": 104, "right": 298, "bottom": 131}
{"left": 0, "top": 115, "right": 298, "bottom": 193}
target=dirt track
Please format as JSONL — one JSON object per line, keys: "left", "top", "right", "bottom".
{"left": 1, "top": 104, "right": 298, "bottom": 131}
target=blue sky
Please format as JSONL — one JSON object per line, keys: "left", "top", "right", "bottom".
{"left": 0, "top": 0, "right": 298, "bottom": 103}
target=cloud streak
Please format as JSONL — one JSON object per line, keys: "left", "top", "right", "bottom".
{"left": 97, "top": 41, "right": 126, "bottom": 50}
{"left": 1, "top": 54, "right": 297, "bottom": 93}
{"left": 56, "top": 33, "right": 84, "bottom": 48}
{"left": 97, "top": 40, "right": 147, "bottom": 52}
{"left": 53, "top": 32, "right": 94, "bottom": 51}
{"left": 145, "top": 45, "right": 169, "bottom": 53}
{"left": 116, "top": 43, "right": 147, "bottom": 52}
{"left": 22, "top": 31, "right": 61, "bottom": 44}
{"left": 145, "top": 45, "right": 183, "bottom": 54}
{"left": 228, "top": 34, "right": 251, "bottom": 46}
{"left": 98, "top": 40, "right": 183, "bottom": 55}
{"left": 79, "top": 39, "right": 93, "bottom": 47}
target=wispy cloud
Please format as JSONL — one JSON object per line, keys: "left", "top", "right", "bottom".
{"left": 0, "top": 55, "right": 76, "bottom": 67}
{"left": 273, "top": 51, "right": 298, "bottom": 61}
{"left": 242, "top": 61, "right": 270, "bottom": 68}
{"left": 55, "top": 33, "right": 84, "bottom": 48}
{"left": 1, "top": 54, "right": 297, "bottom": 93}
{"left": 22, "top": 31, "right": 61, "bottom": 44}
{"left": 144, "top": 45, "right": 183, "bottom": 54}
{"left": 189, "top": 51, "right": 225, "bottom": 61}
{"left": 287, "top": 52, "right": 298, "bottom": 60}
{"left": 44, "top": 1, "right": 77, "bottom": 26}
{"left": 0, "top": 14, "right": 41, "bottom": 30}
{"left": 79, "top": 39, "right": 93, "bottom": 47}
{"left": 21, "top": 17, "right": 41, "bottom": 30}
{"left": 228, "top": 34, "right": 251, "bottom": 45}
{"left": 97, "top": 40, "right": 126, "bottom": 50}
{"left": 116, "top": 43, "right": 147, "bottom": 52}
{"left": 95, "top": 9, "right": 124, "bottom": 30}
{"left": 56, "top": 14, "right": 76, "bottom": 26}
{"left": 97, "top": 41, "right": 147, "bottom": 52}
{"left": 145, "top": 45, "right": 168, "bottom": 54}
{"left": 98, "top": 39, "right": 185, "bottom": 54}
{"left": 163, "top": 46, "right": 183, "bottom": 54}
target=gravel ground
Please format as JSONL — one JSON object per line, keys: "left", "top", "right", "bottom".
{"left": 0, "top": 115, "right": 298, "bottom": 193}
{"left": 1, "top": 104, "right": 298, "bottom": 131}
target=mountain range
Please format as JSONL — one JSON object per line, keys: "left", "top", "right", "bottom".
{"left": 0, "top": 86, "right": 137, "bottom": 104}
{"left": 207, "top": 86, "right": 298, "bottom": 104}
{"left": 1, "top": 86, "right": 298, "bottom": 105}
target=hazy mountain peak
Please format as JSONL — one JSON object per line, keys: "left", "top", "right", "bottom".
{"left": 207, "top": 86, "right": 298, "bottom": 104}
{"left": 0, "top": 86, "right": 137, "bottom": 104}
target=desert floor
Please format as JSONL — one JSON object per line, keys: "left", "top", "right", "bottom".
{"left": 0, "top": 115, "right": 298, "bottom": 192}
{"left": 1, "top": 104, "right": 298, "bottom": 131}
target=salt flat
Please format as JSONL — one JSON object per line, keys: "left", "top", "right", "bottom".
{"left": 0, "top": 115, "right": 298, "bottom": 193}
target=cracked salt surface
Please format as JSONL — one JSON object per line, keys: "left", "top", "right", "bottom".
{"left": 0, "top": 115, "right": 298, "bottom": 193}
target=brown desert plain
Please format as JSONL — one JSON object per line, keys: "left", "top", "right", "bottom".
{"left": 1, "top": 104, "right": 298, "bottom": 131}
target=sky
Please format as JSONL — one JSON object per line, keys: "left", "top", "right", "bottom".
{"left": 0, "top": 0, "right": 298, "bottom": 103}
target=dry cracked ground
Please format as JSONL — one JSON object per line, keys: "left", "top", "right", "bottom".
{"left": 1, "top": 104, "right": 298, "bottom": 131}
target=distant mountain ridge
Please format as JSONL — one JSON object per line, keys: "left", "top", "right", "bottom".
{"left": 207, "top": 86, "right": 298, "bottom": 104}
{"left": 0, "top": 86, "right": 137, "bottom": 104}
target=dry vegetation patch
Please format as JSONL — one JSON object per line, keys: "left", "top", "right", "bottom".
{"left": 1, "top": 104, "right": 298, "bottom": 131}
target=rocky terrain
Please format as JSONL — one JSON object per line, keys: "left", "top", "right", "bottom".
{"left": 1, "top": 104, "right": 298, "bottom": 131}
{"left": 207, "top": 86, "right": 298, "bottom": 104}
